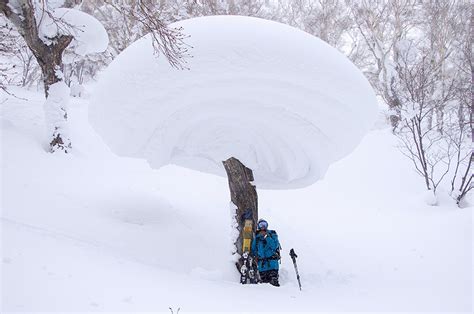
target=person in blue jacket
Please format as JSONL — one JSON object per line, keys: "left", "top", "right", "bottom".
{"left": 251, "top": 218, "right": 281, "bottom": 286}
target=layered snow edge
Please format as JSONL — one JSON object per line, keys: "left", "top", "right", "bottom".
{"left": 90, "top": 16, "right": 378, "bottom": 189}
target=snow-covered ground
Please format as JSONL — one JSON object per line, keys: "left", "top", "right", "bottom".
{"left": 1, "top": 86, "right": 472, "bottom": 313}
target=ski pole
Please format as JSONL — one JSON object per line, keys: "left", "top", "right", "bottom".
{"left": 289, "top": 248, "right": 302, "bottom": 291}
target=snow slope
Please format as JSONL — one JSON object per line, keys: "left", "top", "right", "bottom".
{"left": 90, "top": 16, "right": 377, "bottom": 189}
{"left": 1, "top": 87, "right": 472, "bottom": 313}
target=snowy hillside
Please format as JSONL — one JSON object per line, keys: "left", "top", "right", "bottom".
{"left": 1, "top": 86, "right": 472, "bottom": 312}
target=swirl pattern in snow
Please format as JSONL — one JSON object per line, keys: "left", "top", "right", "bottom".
{"left": 90, "top": 16, "right": 378, "bottom": 189}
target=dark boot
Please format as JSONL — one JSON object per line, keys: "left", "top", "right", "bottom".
{"left": 259, "top": 270, "right": 271, "bottom": 283}
{"left": 260, "top": 270, "right": 280, "bottom": 286}
{"left": 269, "top": 270, "right": 280, "bottom": 287}
{"left": 270, "top": 276, "right": 280, "bottom": 287}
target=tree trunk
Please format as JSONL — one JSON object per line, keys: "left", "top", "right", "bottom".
{"left": 36, "top": 40, "right": 73, "bottom": 152}
{"left": 222, "top": 157, "right": 258, "bottom": 256}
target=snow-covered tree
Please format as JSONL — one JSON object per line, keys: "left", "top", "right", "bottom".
{"left": 0, "top": 16, "right": 17, "bottom": 94}
{"left": 379, "top": 0, "right": 472, "bottom": 205}
{"left": 347, "top": 0, "right": 418, "bottom": 130}
{"left": 276, "top": 0, "right": 352, "bottom": 50}
{"left": 1, "top": 0, "right": 189, "bottom": 152}
{"left": 88, "top": 16, "right": 378, "bottom": 255}
{"left": 0, "top": 0, "right": 109, "bottom": 152}
{"left": 448, "top": 0, "right": 472, "bottom": 206}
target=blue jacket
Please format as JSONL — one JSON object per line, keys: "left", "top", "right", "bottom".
{"left": 251, "top": 230, "right": 280, "bottom": 272}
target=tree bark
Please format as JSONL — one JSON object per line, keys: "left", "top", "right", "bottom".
{"left": 222, "top": 157, "right": 258, "bottom": 256}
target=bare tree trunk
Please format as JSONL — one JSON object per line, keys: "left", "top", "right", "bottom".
{"left": 222, "top": 157, "right": 258, "bottom": 256}
{"left": 37, "top": 45, "right": 68, "bottom": 96}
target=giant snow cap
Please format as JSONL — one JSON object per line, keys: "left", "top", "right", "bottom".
{"left": 90, "top": 16, "right": 377, "bottom": 189}
{"left": 35, "top": 7, "right": 108, "bottom": 56}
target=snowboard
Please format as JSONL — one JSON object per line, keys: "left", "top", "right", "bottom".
{"left": 238, "top": 218, "right": 258, "bottom": 284}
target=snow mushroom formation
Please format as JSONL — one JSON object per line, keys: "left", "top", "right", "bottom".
{"left": 52, "top": 8, "right": 109, "bottom": 56}
{"left": 90, "top": 16, "right": 378, "bottom": 189}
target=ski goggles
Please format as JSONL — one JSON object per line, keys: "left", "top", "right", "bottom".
{"left": 258, "top": 220, "right": 268, "bottom": 230}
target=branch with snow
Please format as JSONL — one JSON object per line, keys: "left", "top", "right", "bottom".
{"left": 105, "top": 0, "right": 191, "bottom": 69}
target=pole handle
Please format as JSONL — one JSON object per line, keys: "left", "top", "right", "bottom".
{"left": 289, "top": 248, "right": 298, "bottom": 259}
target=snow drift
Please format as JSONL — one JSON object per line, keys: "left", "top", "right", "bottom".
{"left": 90, "top": 16, "right": 378, "bottom": 189}
{"left": 2, "top": 86, "right": 472, "bottom": 312}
